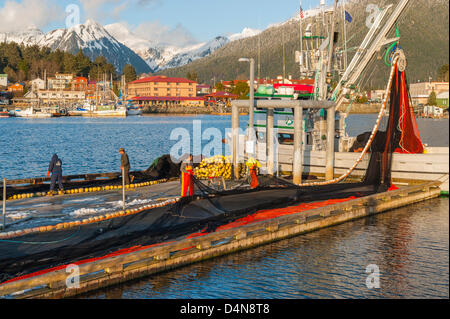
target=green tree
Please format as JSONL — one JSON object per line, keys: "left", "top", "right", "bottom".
{"left": 428, "top": 91, "right": 437, "bottom": 106}
{"left": 215, "top": 82, "right": 225, "bottom": 91}
{"left": 232, "top": 81, "right": 249, "bottom": 99}
{"left": 438, "top": 64, "right": 449, "bottom": 82}
{"left": 186, "top": 71, "right": 199, "bottom": 82}
{"left": 123, "top": 64, "right": 137, "bottom": 83}
{"left": 75, "top": 50, "right": 91, "bottom": 76}
{"left": 63, "top": 53, "right": 77, "bottom": 73}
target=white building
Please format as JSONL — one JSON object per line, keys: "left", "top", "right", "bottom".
{"left": 0, "top": 74, "right": 8, "bottom": 87}
{"left": 31, "top": 78, "right": 46, "bottom": 91}
{"left": 410, "top": 81, "right": 450, "bottom": 105}
{"left": 47, "top": 73, "right": 74, "bottom": 90}
{"left": 37, "top": 90, "right": 85, "bottom": 102}
{"left": 423, "top": 105, "right": 444, "bottom": 117}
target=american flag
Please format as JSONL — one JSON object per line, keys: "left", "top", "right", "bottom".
{"left": 299, "top": 6, "right": 304, "bottom": 19}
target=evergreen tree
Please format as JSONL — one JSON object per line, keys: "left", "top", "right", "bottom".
{"left": 232, "top": 81, "right": 249, "bottom": 99}
{"left": 123, "top": 64, "right": 137, "bottom": 83}
{"left": 215, "top": 82, "right": 225, "bottom": 91}
{"left": 438, "top": 64, "right": 449, "bottom": 82}
{"left": 428, "top": 91, "right": 437, "bottom": 106}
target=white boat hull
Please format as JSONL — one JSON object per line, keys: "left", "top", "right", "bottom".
{"left": 14, "top": 108, "right": 52, "bottom": 118}
{"left": 127, "top": 108, "right": 142, "bottom": 116}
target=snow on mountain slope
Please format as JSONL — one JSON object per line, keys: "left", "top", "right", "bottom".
{"left": 0, "top": 26, "right": 44, "bottom": 46}
{"left": 228, "top": 28, "right": 261, "bottom": 41}
{"left": 38, "top": 20, "right": 152, "bottom": 74}
{"left": 105, "top": 23, "right": 263, "bottom": 72}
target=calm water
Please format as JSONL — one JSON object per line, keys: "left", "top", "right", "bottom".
{"left": 0, "top": 114, "right": 447, "bottom": 180}
{"left": 0, "top": 114, "right": 448, "bottom": 298}
{"left": 81, "top": 197, "right": 448, "bottom": 299}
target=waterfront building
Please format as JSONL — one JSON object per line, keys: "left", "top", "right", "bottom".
{"left": 47, "top": 73, "right": 74, "bottom": 90}
{"left": 0, "top": 74, "right": 8, "bottom": 88}
{"left": 72, "top": 77, "right": 88, "bottom": 91}
{"left": 37, "top": 90, "right": 86, "bottom": 103}
{"left": 132, "top": 96, "right": 204, "bottom": 107}
{"left": 196, "top": 84, "right": 211, "bottom": 96}
{"left": 30, "top": 78, "right": 46, "bottom": 91}
{"left": 369, "top": 89, "right": 387, "bottom": 102}
{"left": 204, "top": 91, "right": 239, "bottom": 106}
{"left": 436, "top": 91, "right": 449, "bottom": 108}
{"left": 128, "top": 76, "right": 197, "bottom": 99}
{"left": 8, "top": 83, "right": 24, "bottom": 93}
{"left": 410, "top": 81, "right": 449, "bottom": 105}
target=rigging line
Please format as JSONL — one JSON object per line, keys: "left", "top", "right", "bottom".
{"left": 298, "top": 55, "right": 400, "bottom": 187}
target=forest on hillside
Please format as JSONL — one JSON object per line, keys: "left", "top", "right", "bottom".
{"left": 161, "top": 0, "right": 449, "bottom": 89}
{"left": 0, "top": 43, "right": 136, "bottom": 84}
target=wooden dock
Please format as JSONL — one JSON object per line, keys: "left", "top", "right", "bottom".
{"left": 0, "top": 180, "right": 442, "bottom": 299}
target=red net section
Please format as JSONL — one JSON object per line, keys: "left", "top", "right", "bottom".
{"left": 395, "top": 71, "right": 424, "bottom": 154}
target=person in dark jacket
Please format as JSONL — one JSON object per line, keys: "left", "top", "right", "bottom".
{"left": 119, "top": 148, "right": 131, "bottom": 185}
{"left": 47, "top": 153, "right": 64, "bottom": 194}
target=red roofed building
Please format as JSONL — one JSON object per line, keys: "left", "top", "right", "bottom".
{"left": 127, "top": 75, "right": 197, "bottom": 100}
{"left": 204, "top": 91, "right": 239, "bottom": 106}
{"left": 71, "top": 77, "right": 88, "bottom": 91}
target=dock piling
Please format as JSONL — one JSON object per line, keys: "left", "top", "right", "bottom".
{"left": 232, "top": 103, "right": 240, "bottom": 180}
{"left": 122, "top": 168, "right": 126, "bottom": 210}
{"left": 266, "top": 108, "right": 274, "bottom": 175}
{"left": 293, "top": 106, "right": 304, "bottom": 185}
{"left": 326, "top": 106, "right": 336, "bottom": 180}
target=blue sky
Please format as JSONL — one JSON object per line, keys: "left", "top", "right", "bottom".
{"left": 0, "top": 0, "right": 325, "bottom": 42}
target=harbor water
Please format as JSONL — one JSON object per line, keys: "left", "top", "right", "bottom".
{"left": 0, "top": 114, "right": 448, "bottom": 180}
{"left": 0, "top": 114, "right": 448, "bottom": 298}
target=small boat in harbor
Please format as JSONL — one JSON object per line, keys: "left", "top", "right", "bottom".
{"left": 0, "top": 108, "right": 10, "bottom": 117}
{"left": 13, "top": 107, "right": 52, "bottom": 118}
{"left": 126, "top": 101, "right": 143, "bottom": 116}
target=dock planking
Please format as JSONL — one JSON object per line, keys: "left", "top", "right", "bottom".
{"left": 0, "top": 180, "right": 441, "bottom": 299}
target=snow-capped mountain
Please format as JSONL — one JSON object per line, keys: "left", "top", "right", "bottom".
{"left": 1, "top": 20, "right": 261, "bottom": 74}
{"left": 105, "top": 23, "right": 260, "bottom": 72}
{"left": 0, "top": 26, "right": 44, "bottom": 46}
{"left": 228, "top": 28, "right": 261, "bottom": 42}
{"left": 0, "top": 20, "right": 152, "bottom": 74}
{"left": 39, "top": 20, "right": 152, "bottom": 74}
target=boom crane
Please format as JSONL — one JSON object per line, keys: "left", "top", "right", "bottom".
{"left": 331, "top": 0, "right": 412, "bottom": 114}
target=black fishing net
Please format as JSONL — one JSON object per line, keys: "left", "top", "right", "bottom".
{"left": 0, "top": 155, "right": 182, "bottom": 200}
{"left": 0, "top": 65, "right": 406, "bottom": 284}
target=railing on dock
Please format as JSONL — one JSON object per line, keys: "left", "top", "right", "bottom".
{"left": 0, "top": 181, "right": 441, "bottom": 299}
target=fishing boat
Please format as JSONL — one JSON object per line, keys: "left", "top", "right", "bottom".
{"left": 126, "top": 102, "right": 143, "bottom": 116}
{"left": 0, "top": 108, "right": 10, "bottom": 118}
{"left": 0, "top": 0, "right": 447, "bottom": 297}
{"left": 13, "top": 107, "right": 52, "bottom": 118}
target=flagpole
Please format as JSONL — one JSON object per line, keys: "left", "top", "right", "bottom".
{"left": 342, "top": 1, "right": 348, "bottom": 70}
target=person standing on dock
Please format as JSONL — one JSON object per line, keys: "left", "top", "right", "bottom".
{"left": 119, "top": 148, "right": 131, "bottom": 185}
{"left": 246, "top": 157, "right": 261, "bottom": 189}
{"left": 181, "top": 154, "right": 194, "bottom": 197}
{"left": 47, "top": 153, "right": 64, "bottom": 195}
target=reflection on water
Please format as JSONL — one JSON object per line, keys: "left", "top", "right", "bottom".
{"left": 81, "top": 197, "right": 448, "bottom": 299}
